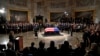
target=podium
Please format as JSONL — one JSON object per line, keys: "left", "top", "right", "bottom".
{"left": 15, "top": 36, "right": 23, "bottom": 51}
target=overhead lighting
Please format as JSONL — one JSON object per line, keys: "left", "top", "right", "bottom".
{"left": 0, "top": 8, "right": 5, "bottom": 14}
{"left": 64, "top": 11, "right": 67, "bottom": 14}
{"left": 64, "top": 11, "right": 68, "bottom": 16}
{"left": 2, "top": 8, "right": 5, "bottom": 10}
{"left": 0, "top": 10, "right": 5, "bottom": 13}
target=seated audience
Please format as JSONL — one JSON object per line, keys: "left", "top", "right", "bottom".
{"left": 37, "top": 41, "right": 47, "bottom": 56}
{"left": 5, "top": 42, "right": 16, "bottom": 56}
{"left": 58, "top": 41, "right": 73, "bottom": 56}
{"left": 86, "top": 43, "right": 99, "bottom": 56}
{"left": 47, "top": 41, "right": 57, "bottom": 56}
{"left": 22, "top": 47, "right": 31, "bottom": 56}
{"left": 29, "top": 42, "right": 37, "bottom": 56}
{"left": 95, "top": 31, "right": 100, "bottom": 45}
{"left": 74, "top": 42, "right": 86, "bottom": 56}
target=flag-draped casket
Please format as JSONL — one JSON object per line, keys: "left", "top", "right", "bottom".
{"left": 44, "top": 27, "right": 60, "bottom": 35}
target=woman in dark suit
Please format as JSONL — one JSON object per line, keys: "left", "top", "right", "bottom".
{"left": 9, "top": 31, "right": 15, "bottom": 43}
{"left": 9, "top": 31, "right": 15, "bottom": 50}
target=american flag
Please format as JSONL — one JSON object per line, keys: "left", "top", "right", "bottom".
{"left": 45, "top": 27, "right": 59, "bottom": 32}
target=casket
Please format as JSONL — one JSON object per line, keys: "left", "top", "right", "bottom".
{"left": 44, "top": 27, "right": 60, "bottom": 35}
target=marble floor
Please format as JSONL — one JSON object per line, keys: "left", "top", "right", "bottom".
{"left": 0, "top": 31, "right": 83, "bottom": 49}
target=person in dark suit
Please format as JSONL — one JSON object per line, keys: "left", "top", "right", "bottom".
{"left": 47, "top": 41, "right": 57, "bottom": 56}
{"left": 5, "top": 42, "right": 16, "bottom": 56}
{"left": 58, "top": 41, "right": 72, "bottom": 56}
{"left": 89, "top": 30, "right": 96, "bottom": 48}
{"left": 86, "top": 43, "right": 99, "bottom": 56}
{"left": 9, "top": 31, "right": 15, "bottom": 43}
{"left": 29, "top": 42, "right": 37, "bottom": 56}
{"left": 37, "top": 41, "right": 47, "bottom": 56}
{"left": 74, "top": 42, "right": 86, "bottom": 56}
{"left": 9, "top": 31, "right": 15, "bottom": 50}
{"left": 34, "top": 29, "right": 38, "bottom": 38}
{"left": 82, "top": 28, "right": 90, "bottom": 47}
{"left": 95, "top": 31, "right": 100, "bottom": 45}
{"left": 70, "top": 24, "right": 73, "bottom": 36}
{"left": 34, "top": 25, "right": 39, "bottom": 38}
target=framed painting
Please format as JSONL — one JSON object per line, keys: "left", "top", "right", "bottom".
{"left": 74, "top": 10, "right": 94, "bottom": 24}
{"left": 10, "top": 10, "right": 28, "bottom": 23}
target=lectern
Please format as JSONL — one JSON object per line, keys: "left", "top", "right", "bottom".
{"left": 15, "top": 36, "right": 23, "bottom": 51}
